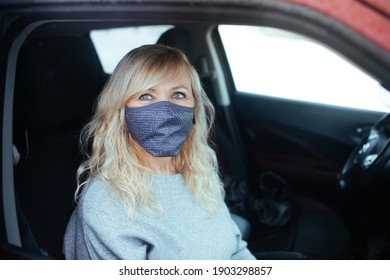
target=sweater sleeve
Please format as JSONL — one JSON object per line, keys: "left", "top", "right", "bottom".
{"left": 230, "top": 218, "right": 257, "bottom": 260}
{"left": 231, "top": 237, "right": 256, "bottom": 260}
{"left": 63, "top": 181, "right": 149, "bottom": 260}
{"left": 79, "top": 199, "right": 149, "bottom": 260}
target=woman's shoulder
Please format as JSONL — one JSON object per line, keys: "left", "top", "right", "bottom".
{"left": 69, "top": 177, "right": 130, "bottom": 246}
{"left": 81, "top": 177, "right": 110, "bottom": 200}
{"left": 77, "top": 177, "right": 123, "bottom": 216}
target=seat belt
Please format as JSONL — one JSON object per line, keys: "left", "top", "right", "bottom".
{"left": 13, "top": 144, "right": 49, "bottom": 257}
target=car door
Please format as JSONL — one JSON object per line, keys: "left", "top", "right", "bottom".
{"left": 215, "top": 24, "right": 390, "bottom": 205}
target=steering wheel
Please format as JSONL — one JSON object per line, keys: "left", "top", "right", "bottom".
{"left": 339, "top": 113, "right": 390, "bottom": 190}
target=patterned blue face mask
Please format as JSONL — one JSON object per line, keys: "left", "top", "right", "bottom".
{"left": 125, "top": 101, "right": 195, "bottom": 157}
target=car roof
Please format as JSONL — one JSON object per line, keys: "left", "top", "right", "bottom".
{"left": 285, "top": 0, "right": 390, "bottom": 53}
{"left": 1, "top": 0, "right": 389, "bottom": 53}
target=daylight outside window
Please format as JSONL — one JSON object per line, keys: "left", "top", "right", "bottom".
{"left": 219, "top": 25, "right": 390, "bottom": 112}
{"left": 90, "top": 25, "right": 173, "bottom": 73}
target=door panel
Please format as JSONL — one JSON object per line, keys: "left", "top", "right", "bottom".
{"left": 232, "top": 92, "right": 384, "bottom": 202}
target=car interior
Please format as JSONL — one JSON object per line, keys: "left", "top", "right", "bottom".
{"left": 2, "top": 2, "right": 390, "bottom": 260}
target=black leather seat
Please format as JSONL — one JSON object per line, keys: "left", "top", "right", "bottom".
{"left": 13, "top": 35, "right": 102, "bottom": 258}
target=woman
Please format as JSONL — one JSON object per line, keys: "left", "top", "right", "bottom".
{"left": 63, "top": 44, "right": 255, "bottom": 260}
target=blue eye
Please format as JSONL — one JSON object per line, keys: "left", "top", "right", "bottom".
{"left": 172, "top": 92, "right": 186, "bottom": 99}
{"left": 139, "top": 94, "right": 153, "bottom": 101}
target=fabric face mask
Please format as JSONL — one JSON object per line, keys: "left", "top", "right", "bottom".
{"left": 125, "top": 101, "right": 195, "bottom": 157}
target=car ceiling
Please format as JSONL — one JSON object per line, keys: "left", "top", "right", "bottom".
{"left": 1, "top": 0, "right": 390, "bottom": 51}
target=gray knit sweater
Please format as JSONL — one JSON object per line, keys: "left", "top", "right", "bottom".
{"left": 63, "top": 174, "right": 255, "bottom": 260}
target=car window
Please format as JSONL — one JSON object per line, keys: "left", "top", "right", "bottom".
{"left": 90, "top": 25, "right": 173, "bottom": 73}
{"left": 219, "top": 25, "right": 390, "bottom": 112}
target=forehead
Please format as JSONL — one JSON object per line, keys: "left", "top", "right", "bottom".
{"left": 148, "top": 65, "right": 192, "bottom": 90}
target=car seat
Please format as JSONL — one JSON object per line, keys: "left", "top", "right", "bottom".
{"left": 157, "top": 26, "right": 352, "bottom": 259}
{"left": 13, "top": 34, "right": 103, "bottom": 259}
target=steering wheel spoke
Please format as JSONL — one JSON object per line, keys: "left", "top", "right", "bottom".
{"left": 339, "top": 113, "right": 390, "bottom": 190}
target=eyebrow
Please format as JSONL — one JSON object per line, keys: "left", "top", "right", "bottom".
{"left": 171, "top": 85, "right": 190, "bottom": 91}
{"left": 147, "top": 84, "right": 191, "bottom": 92}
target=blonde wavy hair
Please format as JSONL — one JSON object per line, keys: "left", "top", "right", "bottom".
{"left": 76, "top": 44, "right": 224, "bottom": 221}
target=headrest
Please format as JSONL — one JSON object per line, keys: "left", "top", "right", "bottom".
{"left": 14, "top": 36, "right": 99, "bottom": 133}
{"left": 157, "top": 27, "right": 194, "bottom": 63}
